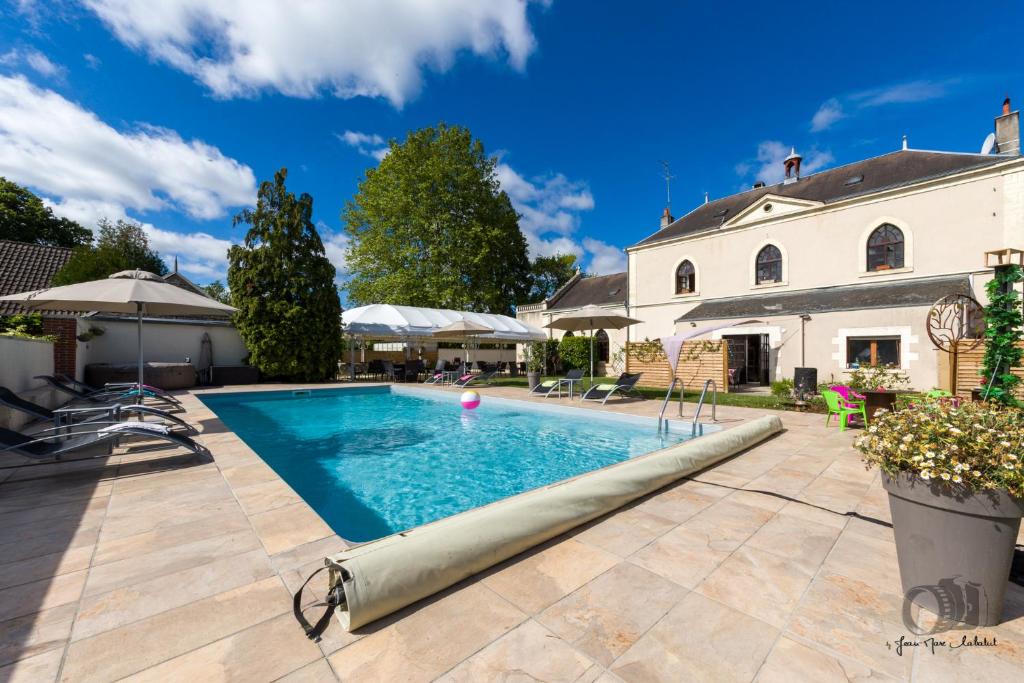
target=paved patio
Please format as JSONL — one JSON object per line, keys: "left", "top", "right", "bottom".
{"left": 1, "top": 382, "right": 1022, "bottom": 682}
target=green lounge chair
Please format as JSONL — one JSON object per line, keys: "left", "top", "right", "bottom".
{"left": 822, "top": 389, "right": 868, "bottom": 431}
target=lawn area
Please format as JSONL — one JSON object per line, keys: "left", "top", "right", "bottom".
{"left": 487, "top": 375, "right": 789, "bottom": 410}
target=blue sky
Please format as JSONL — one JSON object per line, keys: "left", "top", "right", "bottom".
{"left": 1, "top": 1, "right": 1021, "bottom": 291}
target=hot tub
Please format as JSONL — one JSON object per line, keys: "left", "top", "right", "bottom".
{"left": 84, "top": 362, "right": 196, "bottom": 390}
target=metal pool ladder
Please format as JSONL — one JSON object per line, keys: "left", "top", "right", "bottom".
{"left": 657, "top": 378, "right": 685, "bottom": 433}
{"left": 690, "top": 379, "right": 717, "bottom": 436}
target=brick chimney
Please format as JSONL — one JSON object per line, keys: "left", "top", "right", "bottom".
{"left": 995, "top": 96, "right": 1020, "bottom": 156}
{"left": 660, "top": 207, "right": 673, "bottom": 228}
{"left": 783, "top": 148, "right": 802, "bottom": 184}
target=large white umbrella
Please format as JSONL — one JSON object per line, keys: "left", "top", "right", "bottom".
{"left": 433, "top": 320, "right": 494, "bottom": 372}
{"left": 0, "top": 270, "right": 235, "bottom": 396}
{"left": 544, "top": 305, "right": 643, "bottom": 385}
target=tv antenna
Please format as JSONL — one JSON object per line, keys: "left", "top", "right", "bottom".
{"left": 660, "top": 160, "right": 675, "bottom": 211}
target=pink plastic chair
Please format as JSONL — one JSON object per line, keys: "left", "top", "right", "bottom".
{"left": 829, "top": 385, "right": 867, "bottom": 427}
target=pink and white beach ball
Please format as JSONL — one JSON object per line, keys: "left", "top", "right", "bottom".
{"left": 460, "top": 390, "right": 481, "bottom": 410}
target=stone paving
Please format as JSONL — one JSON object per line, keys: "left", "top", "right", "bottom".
{"left": 0, "top": 381, "right": 1022, "bottom": 682}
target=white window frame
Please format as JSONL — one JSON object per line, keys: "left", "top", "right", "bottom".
{"left": 832, "top": 326, "right": 918, "bottom": 371}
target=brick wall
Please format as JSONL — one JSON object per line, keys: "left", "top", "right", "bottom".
{"left": 42, "top": 318, "right": 78, "bottom": 378}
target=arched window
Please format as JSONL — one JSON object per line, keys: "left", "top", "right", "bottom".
{"left": 755, "top": 245, "right": 783, "bottom": 284}
{"left": 867, "top": 224, "right": 904, "bottom": 271}
{"left": 675, "top": 260, "right": 696, "bottom": 294}
{"left": 595, "top": 329, "right": 609, "bottom": 362}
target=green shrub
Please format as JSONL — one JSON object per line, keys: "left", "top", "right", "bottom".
{"left": 770, "top": 378, "right": 794, "bottom": 399}
{"left": 558, "top": 335, "right": 593, "bottom": 370}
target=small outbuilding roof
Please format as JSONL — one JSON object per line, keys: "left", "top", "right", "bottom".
{"left": 342, "top": 304, "right": 547, "bottom": 342}
{"left": 0, "top": 240, "right": 73, "bottom": 316}
{"left": 676, "top": 274, "right": 971, "bottom": 322}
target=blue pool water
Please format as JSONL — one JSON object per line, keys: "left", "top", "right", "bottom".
{"left": 200, "top": 386, "right": 700, "bottom": 542}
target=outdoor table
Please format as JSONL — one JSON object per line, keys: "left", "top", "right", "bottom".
{"left": 442, "top": 370, "right": 459, "bottom": 385}
{"left": 861, "top": 389, "right": 898, "bottom": 420}
{"left": 560, "top": 377, "right": 583, "bottom": 399}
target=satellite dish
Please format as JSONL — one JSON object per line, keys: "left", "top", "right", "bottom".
{"left": 981, "top": 132, "right": 996, "bottom": 155}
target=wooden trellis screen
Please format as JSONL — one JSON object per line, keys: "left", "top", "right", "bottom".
{"left": 625, "top": 340, "right": 729, "bottom": 392}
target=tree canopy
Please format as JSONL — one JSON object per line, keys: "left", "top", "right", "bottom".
{"left": 342, "top": 123, "right": 530, "bottom": 315}
{"left": 0, "top": 177, "right": 92, "bottom": 248}
{"left": 527, "top": 253, "right": 578, "bottom": 302}
{"left": 201, "top": 280, "right": 231, "bottom": 304}
{"left": 53, "top": 218, "right": 167, "bottom": 285}
{"left": 228, "top": 168, "right": 342, "bottom": 381}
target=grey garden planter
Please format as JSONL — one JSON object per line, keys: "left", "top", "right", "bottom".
{"left": 526, "top": 371, "right": 541, "bottom": 390}
{"left": 882, "top": 471, "right": 1024, "bottom": 627}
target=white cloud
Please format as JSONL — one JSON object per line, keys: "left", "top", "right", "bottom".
{"left": 0, "top": 48, "right": 65, "bottom": 79}
{"left": 494, "top": 161, "right": 623, "bottom": 274}
{"left": 84, "top": 0, "right": 545, "bottom": 107}
{"left": 810, "top": 98, "right": 844, "bottom": 132}
{"left": 0, "top": 74, "right": 256, "bottom": 281}
{"left": 336, "top": 130, "right": 389, "bottom": 161}
{"left": 0, "top": 74, "right": 255, "bottom": 219}
{"left": 582, "top": 237, "right": 625, "bottom": 275}
{"left": 810, "top": 78, "right": 954, "bottom": 131}
{"left": 737, "top": 141, "right": 834, "bottom": 186}
{"left": 317, "top": 221, "right": 349, "bottom": 279}
{"left": 83, "top": 53, "right": 102, "bottom": 69}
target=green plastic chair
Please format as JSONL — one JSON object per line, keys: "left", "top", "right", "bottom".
{"left": 822, "top": 389, "right": 867, "bottom": 431}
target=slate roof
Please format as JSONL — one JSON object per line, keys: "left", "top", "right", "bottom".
{"left": 635, "top": 150, "right": 1009, "bottom": 248}
{"left": 0, "top": 240, "right": 73, "bottom": 316}
{"left": 548, "top": 272, "right": 627, "bottom": 311}
{"left": 675, "top": 274, "right": 971, "bottom": 322}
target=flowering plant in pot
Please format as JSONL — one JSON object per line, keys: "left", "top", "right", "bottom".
{"left": 855, "top": 401, "right": 1024, "bottom": 626}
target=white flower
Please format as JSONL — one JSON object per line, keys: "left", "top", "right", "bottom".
{"left": 940, "top": 473, "right": 951, "bottom": 481}
{"left": 949, "top": 427, "right": 963, "bottom": 434}
{"left": 911, "top": 455, "right": 924, "bottom": 462}
{"left": 920, "top": 470, "right": 932, "bottom": 480}
{"left": 869, "top": 426, "right": 878, "bottom": 433}
{"left": 902, "top": 434, "right": 914, "bottom": 442}
{"left": 1000, "top": 441, "right": 1012, "bottom": 448}
{"left": 952, "top": 475, "right": 962, "bottom": 483}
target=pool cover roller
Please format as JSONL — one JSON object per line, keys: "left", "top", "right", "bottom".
{"left": 322, "top": 414, "right": 783, "bottom": 631}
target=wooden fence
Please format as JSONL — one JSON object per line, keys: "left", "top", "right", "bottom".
{"left": 951, "top": 342, "right": 1024, "bottom": 399}
{"left": 625, "top": 340, "right": 729, "bottom": 392}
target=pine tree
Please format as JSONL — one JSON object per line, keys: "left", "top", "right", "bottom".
{"left": 228, "top": 168, "right": 342, "bottom": 381}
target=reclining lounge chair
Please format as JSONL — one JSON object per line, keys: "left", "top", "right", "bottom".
{"left": 453, "top": 369, "right": 498, "bottom": 387}
{"left": 0, "top": 387, "right": 196, "bottom": 433}
{"left": 581, "top": 373, "right": 644, "bottom": 404}
{"left": 0, "top": 422, "right": 208, "bottom": 462}
{"left": 36, "top": 375, "right": 182, "bottom": 409}
{"left": 529, "top": 369, "right": 584, "bottom": 397}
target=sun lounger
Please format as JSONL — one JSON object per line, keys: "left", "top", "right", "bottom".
{"left": 36, "top": 375, "right": 181, "bottom": 409}
{"left": 0, "top": 387, "right": 196, "bottom": 433}
{"left": 453, "top": 369, "right": 498, "bottom": 387}
{"left": 581, "top": 373, "right": 644, "bottom": 404}
{"left": 0, "top": 422, "right": 208, "bottom": 461}
{"left": 56, "top": 373, "right": 181, "bottom": 404}
{"left": 529, "top": 369, "right": 584, "bottom": 397}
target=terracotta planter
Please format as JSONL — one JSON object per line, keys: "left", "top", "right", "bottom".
{"left": 882, "top": 471, "right": 1024, "bottom": 626}
{"left": 526, "top": 371, "right": 541, "bottom": 390}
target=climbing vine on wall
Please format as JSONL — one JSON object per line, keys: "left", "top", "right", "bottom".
{"left": 981, "top": 264, "right": 1024, "bottom": 405}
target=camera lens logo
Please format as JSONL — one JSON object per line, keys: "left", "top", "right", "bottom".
{"left": 902, "top": 576, "right": 989, "bottom": 634}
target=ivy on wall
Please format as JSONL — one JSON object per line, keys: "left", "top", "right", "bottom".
{"left": 981, "top": 264, "right": 1024, "bottom": 405}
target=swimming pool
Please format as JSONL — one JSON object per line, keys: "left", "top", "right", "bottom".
{"left": 200, "top": 386, "right": 706, "bottom": 542}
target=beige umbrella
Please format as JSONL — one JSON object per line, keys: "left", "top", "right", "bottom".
{"left": 544, "top": 305, "right": 643, "bottom": 385}
{"left": 0, "top": 270, "right": 235, "bottom": 396}
{"left": 433, "top": 320, "right": 494, "bottom": 372}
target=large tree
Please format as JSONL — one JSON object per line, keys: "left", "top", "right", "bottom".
{"left": 53, "top": 218, "right": 167, "bottom": 285}
{"left": 228, "top": 168, "right": 342, "bottom": 381}
{"left": 343, "top": 123, "right": 530, "bottom": 315}
{"left": 201, "top": 280, "right": 231, "bottom": 304}
{"left": 528, "top": 253, "right": 578, "bottom": 302}
{"left": 0, "top": 177, "right": 92, "bottom": 247}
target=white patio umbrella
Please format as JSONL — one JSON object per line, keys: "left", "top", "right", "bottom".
{"left": 433, "top": 320, "right": 494, "bottom": 372}
{"left": 544, "top": 305, "right": 643, "bottom": 385}
{"left": 0, "top": 270, "right": 236, "bottom": 398}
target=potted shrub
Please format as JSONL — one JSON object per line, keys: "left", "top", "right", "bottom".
{"left": 524, "top": 342, "right": 545, "bottom": 390}
{"left": 855, "top": 401, "right": 1024, "bottom": 626}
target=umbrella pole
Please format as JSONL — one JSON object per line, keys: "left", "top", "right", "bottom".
{"left": 589, "top": 325, "right": 594, "bottom": 388}
{"left": 136, "top": 302, "right": 144, "bottom": 408}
